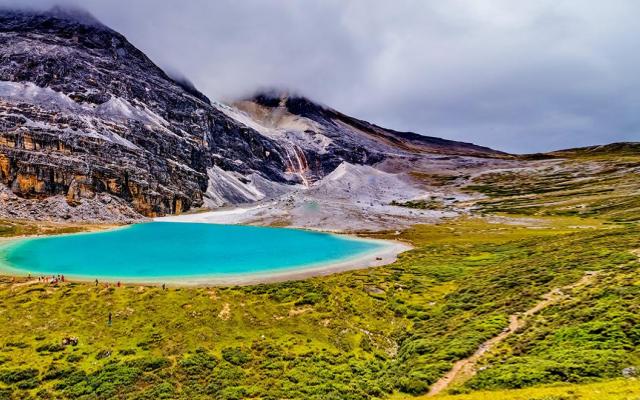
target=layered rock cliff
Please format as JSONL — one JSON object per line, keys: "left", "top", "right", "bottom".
{"left": 0, "top": 7, "right": 288, "bottom": 220}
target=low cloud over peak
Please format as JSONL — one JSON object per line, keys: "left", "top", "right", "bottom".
{"left": 2, "top": 0, "right": 639, "bottom": 153}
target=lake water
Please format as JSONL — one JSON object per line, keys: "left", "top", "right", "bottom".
{"left": 0, "top": 222, "right": 384, "bottom": 281}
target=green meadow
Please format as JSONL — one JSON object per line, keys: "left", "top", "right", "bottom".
{"left": 0, "top": 150, "right": 638, "bottom": 399}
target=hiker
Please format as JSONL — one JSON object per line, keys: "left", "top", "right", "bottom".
{"left": 117, "top": 281, "right": 121, "bottom": 288}
{"left": 162, "top": 283, "right": 166, "bottom": 291}
{"left": 108, "top": 312, "right": 112, "bottom": 326}
{"left": 95, "top": 279, "right": 98, "bottom": 287}
{"left": 61, "top": 275, "right": 65, "bottom": 282}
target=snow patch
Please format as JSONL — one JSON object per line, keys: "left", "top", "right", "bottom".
{"left": 204, "top": 166, "right": 265, "bottom": 208}
{"left": 0, "top": 80, "right": 76, "bottom": 109}
{"left": 95, "top": 96, "right": 169, "bottom": 128}
{"left": 311, "top": 162, "right": 422, "bottom": 203}
{"left": 215, "top": 101, "right": 333, "bottom": 155}
{"left": 0, "top": 80, "right": 169, "bottom": 129}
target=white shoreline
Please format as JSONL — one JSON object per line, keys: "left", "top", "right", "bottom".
{"left": 153, "top": 203, "right": 272, "bottom": 224}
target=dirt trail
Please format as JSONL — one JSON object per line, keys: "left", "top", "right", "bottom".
{"left": 10, "top": 279, "right": 40, "bottom": 289}
{"left": 427, "top": 271, "right": 598, "bottom": 396}
{"left": 218, "top": 303, "right": 231, "bottom": 320}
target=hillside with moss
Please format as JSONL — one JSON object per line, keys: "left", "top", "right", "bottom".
{"left": 465, "top": 144, "right": 640, "bottom": 222}
{"left": 0, "top": 146, "right": 638, "bottom": 399}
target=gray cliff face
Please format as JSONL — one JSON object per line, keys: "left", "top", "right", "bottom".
{"left": 0, "top": 8, "right": 287, "bottom": 219}
{"left": 0, "top": 8, "right": 504, "bottom": 222}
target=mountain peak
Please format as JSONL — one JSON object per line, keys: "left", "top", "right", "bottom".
{"left": 0, "top": 5, "right": 213, "bottom": 105}
{"left": 242, "top": 89, "right": 337, "bottom": 125}
{"left": 245, "top": 88, "right": 318, "bottom": 109}
{"left": 233, "top": 89, "right": 506, "bottom": 159}
{"left": 0, "top": 5, "right": 107, "bottom": 32}
{"left": 40, "top": 5, "right": 103, "bottom": 26}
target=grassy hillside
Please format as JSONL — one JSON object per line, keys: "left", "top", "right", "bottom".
{"left": 465, "top": 150, "right": 640, "bottom": 222}
{"left": 422, "top": 379, "right": 640, "bottom": 400}
{"left": 0, "top": 149, "right": 638, "bottom": 399}
{"left": 0, "top": 215, "right": 638, "bottom": 399}
{"left": 463, "top": 261, "right": 639, "bottom": 392}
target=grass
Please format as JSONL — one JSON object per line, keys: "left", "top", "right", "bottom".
{"left": 1, "top": 145, "right": 639, "bottom": 399}
{"left": 0, "top": 219, "right": 112, "bottom": 238}
{"left": 0, "top": 215, "right": 638, "bottom": 399}
{"left": 464, "top": 154, "right": 640, "bottom": 222}
{"left": 458, "top": 249, "right": 640, "bottom": 393}
{"left": 390, "top": 198, "right": 447, "bottom": 210}
{"left": 421, "top": 379, "right": 640, "bottom": 400}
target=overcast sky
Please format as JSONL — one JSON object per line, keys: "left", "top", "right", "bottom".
{"left": 3, "top": 0, "right": 640, "bottom": 153}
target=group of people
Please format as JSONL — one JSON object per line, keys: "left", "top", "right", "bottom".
{"left": 94, "top": 279, "right": 123, "bottom": 288}
{"left": 28, "top": 274, "right": 168, "bottom": 291}
{"left": 36, "top": 274, "right": 65, "bottom": 284}
{"left": 92, "top": 279, "right": 167, "bottom": 290}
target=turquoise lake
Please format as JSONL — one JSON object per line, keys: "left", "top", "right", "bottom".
{"left": 0, "top": 222, "right": 384, "bottom": 281}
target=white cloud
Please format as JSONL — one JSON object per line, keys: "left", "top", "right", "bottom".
{"left": 2, "top": 0, "right": 639, "bottom": 152}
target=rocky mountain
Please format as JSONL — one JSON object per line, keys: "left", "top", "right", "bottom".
{"left": 225, "top": 91, "right": 505, "bottom": 180}
{"left": 0, "top": 7, "right": 505, "bottom": 222}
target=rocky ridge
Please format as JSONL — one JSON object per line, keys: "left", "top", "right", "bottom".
{"left": 0, "top": 7, "right": 505, "bottom": 223}
{"left": 0, "top": 7, "right": 289, "bottom": 220}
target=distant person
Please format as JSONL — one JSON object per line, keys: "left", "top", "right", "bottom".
{"left": 162, "top": 283, "right": 166, "bottom": 291}
{"left": 108, "top": 312, "right": 112, "bottom": 326}
{"left": 95, "top": 279, "right": 99, "bottom": 287}
{"left": 61, "top": 275, "right": 65, "bottom": 282}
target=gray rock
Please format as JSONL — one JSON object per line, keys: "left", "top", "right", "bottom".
{"left": 0, "top": 7, "right": 288, "bottom": 219}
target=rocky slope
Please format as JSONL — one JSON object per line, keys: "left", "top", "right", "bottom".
{"left": 221, "top": 91, "right": 506, "bottom": 183}
{"left": 0, "top": 7, "right": 290, "bottom": 220}
{"left": 0, "top": 7, "right": 506, "bottom": 223}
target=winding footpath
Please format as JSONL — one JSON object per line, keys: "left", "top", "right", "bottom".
{"left": 10, "top": 279, "right": 40, "bottom": 291}
{"left": 427, "top": 271, "right": 599, "bottom": 396}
